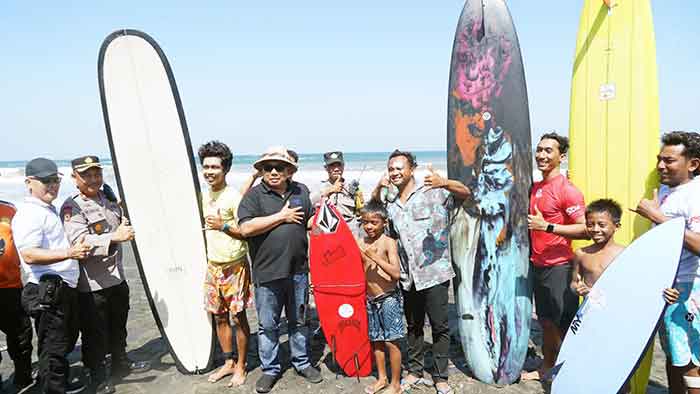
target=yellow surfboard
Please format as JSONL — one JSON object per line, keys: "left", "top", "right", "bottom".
{"left": 568, "top": 1, "right": 659, "bottom": 393}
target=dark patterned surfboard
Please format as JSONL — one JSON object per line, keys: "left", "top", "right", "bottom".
{"left": 447, "top": 0, "right": 533, "bottom": 384}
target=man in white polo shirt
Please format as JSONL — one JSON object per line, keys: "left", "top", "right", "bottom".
{"left": 11, "top": 158, "right": 91, "bottom": 394}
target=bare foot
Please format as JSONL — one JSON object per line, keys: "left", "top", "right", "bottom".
{"left": 520, "top": 369, "right": 547, "bottom": 382}
{"left": 227, "top": 368, "right": 247, "bottom": 387}
{"left": 208, "top": 363, "right": 236, "bottom": 383}
{"left": 365, "top": 378, "right": 388, "bottom": 394}
{"left": 383, "top": 384, "right": 403, "bottom": 394}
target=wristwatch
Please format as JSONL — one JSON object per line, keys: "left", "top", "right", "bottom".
{"left": 546, "top": 223, "right": 555, "bottom": 233}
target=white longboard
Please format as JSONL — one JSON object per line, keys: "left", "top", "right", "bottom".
{"left": 98, "top": 30, "right": 213, "bottom": 374}
{"left": 551, "top": 217, "right": 686, "bottom": 393}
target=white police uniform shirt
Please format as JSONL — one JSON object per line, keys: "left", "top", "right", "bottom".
{"left": 11, "top": 197, "right": 79, "bottom": 288}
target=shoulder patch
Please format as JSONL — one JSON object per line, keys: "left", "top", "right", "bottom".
{"left": 62, "top": 206, "right": 72, "bottom": 221}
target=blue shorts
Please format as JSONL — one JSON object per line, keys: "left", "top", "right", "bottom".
{"left": 660, "top": 279, "right": 700, "bottom": 367}
{"left": 366, "top": 289, "right": 405, "bottom": 342}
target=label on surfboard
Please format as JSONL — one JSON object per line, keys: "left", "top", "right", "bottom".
{"left": 599, "top": 83, "right": 616, "bottom": 100}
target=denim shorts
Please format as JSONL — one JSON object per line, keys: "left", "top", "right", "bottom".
{"left": 366, "top": 289, "right": 405, "bottom": 342}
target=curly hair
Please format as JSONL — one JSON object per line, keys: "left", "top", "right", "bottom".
{"left": 197, "top": 141, "right": 233, "bottom": 173}
{"left": 539, "top": 132, "right": 570, "bottom": 154}
{"left": 585, "top": 198, "right": 622, "bottom": 224}
{"left": 661, "top": 131, "right": 700, "bottom": 176}
{"left": 388, "top": 149, "right": 417, "bottom": 169}
{"left": 360, "top": 200, "right": 388, "bottom": 221}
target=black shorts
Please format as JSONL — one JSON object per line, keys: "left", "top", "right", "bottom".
{"left": 533, "top": 263, "right": 578, "bottom": 330}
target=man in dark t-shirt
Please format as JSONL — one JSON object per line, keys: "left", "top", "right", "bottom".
{"left": 237, "top": 147, "right": 322, "bottom": 393}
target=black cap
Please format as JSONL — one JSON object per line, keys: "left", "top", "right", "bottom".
{"left": 71, "top": 156, "right": 102, "bottom": 172}
{"left": 25, "top": 158, "right": 60, "bottom": 178}
{"left": 323, "top": 151, "right": 344, "bottom": 166}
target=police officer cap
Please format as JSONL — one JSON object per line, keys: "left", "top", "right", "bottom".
{"left": 26, "top": 158, "right": 61, "bottom": 178}
{"left": 323, "top": 151, "right": 344, "bottom": 166}
{"left": 71, "top": 155, "right": 103, "bottom": 173}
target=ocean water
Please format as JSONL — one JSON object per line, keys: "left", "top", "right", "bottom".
{"left": 0, "top": 151, "right": 450, "bottom": 207}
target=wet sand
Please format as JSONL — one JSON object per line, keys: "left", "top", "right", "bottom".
{"left": 1, "top": 244, "right": 671, "bottom": 393}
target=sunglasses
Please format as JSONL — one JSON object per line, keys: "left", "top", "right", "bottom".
{"left": 30, "top": 176, "right": 61, "bottom": 185}
{"left": 262, "top": 163, "right": 288, "bottom": 173}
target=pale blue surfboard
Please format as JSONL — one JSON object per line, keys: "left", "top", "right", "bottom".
{"left": 551, "top": 217, "right": 686, "bottom": 393}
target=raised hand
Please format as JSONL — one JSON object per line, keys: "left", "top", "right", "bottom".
{"left": 423, "top": 163, "right": 447, "bottom": 189}
{"left": 205, "top": 213, "right": 225, "bottom": 231}
{"left": 330, "top": 176, "right": 344, "bottom": 194}
{"left": 663, "top": 288, "right": 680, "bottom": 304}
{"left": 113, "top": 220, "right": 135, "bottom": 242}
{"left": 527, "top": 204, "right": 548, "bottom": 231}
{"left": 573, "top": 275, "right": 590, "bottom": 297}
{"left": 278, "top": 201, "right": 304, "bottom": 224}
{"left": 630, "top": 188, "right": 665, "bottom": 224}
{"left": 68, "top": 235, "right": 92, "bottom": 259}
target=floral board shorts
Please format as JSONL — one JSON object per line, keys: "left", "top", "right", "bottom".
{"left": 204, "top": 258, "right": 253, "bottom": 316}
{"left": 366, "top": 289, "right": 405, "bottom": 342}
{"left": 659, "top": 279, "right": 700, "bottom": 367}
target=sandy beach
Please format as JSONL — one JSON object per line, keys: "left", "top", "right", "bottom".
{"left": 1, "top": 242, "right": 672, "bottom": 394}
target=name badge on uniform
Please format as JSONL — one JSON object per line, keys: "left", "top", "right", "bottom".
{"left": 289, "top": 196, "right": 303, "bottom": 208}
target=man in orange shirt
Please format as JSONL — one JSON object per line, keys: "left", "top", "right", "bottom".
{"left": 0, "top": 200, "right": 33, "bottom": 390}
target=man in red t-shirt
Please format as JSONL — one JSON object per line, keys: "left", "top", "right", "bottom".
{"left": 522, "top": 133, "right": 587, "bottom": 381}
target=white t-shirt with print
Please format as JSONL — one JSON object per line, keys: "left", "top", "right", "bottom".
{"left": 658, "top": 177, "right": 700, "bottom": 283}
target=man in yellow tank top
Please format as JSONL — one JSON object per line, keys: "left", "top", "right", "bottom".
{"left": 197, "top": 141, "right": 254, "bottom": 388}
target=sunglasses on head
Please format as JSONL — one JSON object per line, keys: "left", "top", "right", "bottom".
{"left": 31, "top": 176, "right": 61, "bottom": 185}
{"left": 262, "top": 163, "right": 288, "bottom": 173}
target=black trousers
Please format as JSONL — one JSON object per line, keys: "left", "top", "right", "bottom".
{"left": 0, "top": 287, "right": 33, "bottom": 385}
{"left": 402, "top": 281, "right": 450, "bottom": 383}
{"left": 78, "top": 281, "right": 130, "bottom": 370}
{"left": 22, "top": 282, "right": 80, "bottom": 394}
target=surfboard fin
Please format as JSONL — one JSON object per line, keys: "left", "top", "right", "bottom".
{"left": 353, "top": 353, "right": 361, "bottom": 382}
{"left": 331, "top": 335, "right": 339, "bottom": 379}
{"left": 546, "top": 363, "right": 563, "bottom": 381}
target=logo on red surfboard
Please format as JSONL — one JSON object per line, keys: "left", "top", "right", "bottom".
{"left": 317, "top": 202, "right": 340, "bottom": 234}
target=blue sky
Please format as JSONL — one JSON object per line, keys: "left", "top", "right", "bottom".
{"left": 1, "top": 1, "right": 698, "bottom": 160}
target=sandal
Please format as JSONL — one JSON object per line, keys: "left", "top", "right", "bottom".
{"left": 434, "top": 382, "right": 454, "bottom": 394}
{"left": 400, "top": 375, "right": 426, "bottom": 391}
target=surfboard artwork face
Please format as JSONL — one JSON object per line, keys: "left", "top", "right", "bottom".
{"left": 98, "top": 30, "right": 213, "bottom": 374}
{"left": 447, "top": 0, "right": 532, "bottom": 384}
{"left": 309, "top": 201, "right": 372, "bottom": 377}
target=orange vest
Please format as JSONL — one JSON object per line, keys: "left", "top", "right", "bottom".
{"left": 0, "top": 202, "right": 22, "bottom": 288}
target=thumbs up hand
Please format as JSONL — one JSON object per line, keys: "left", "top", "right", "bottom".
{"left": 67, "top": 234, "right": 92, "bottom": 259}
{"left": 423, "top": 163, "right": 447, "bottom": 190}
{"left": 527, "top": 204, "right": 550, "bottom": 231}
{"left": 630, "top": 188, "right": 666, "bottom": 224}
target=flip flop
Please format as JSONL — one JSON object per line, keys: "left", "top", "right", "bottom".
{"left": 400, "top": 376, "right": 427, "bottom": 391}
{"left": 434, "top": 383, "right": 454, "bottom": 394}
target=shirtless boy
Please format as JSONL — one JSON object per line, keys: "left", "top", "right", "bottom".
{"left": 357, "top": 201, "right": 404, "bottom": 394}
{"left": 570, "top": 199, "right": 625, "bottom": 296}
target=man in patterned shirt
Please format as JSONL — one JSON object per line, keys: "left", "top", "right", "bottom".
{"left": 372, "top": 150, "right": 470, "bottom": 393}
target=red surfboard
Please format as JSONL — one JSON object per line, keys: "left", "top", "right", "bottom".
{"left": 309, "top": 200, "right": 371, "bottom": 377}
{"left": 0, "top": 201, "right": 22, "bottom": 289}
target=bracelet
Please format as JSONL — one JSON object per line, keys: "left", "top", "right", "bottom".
{"left": 222, "top": 223, "right": 230, "bottom": 233}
